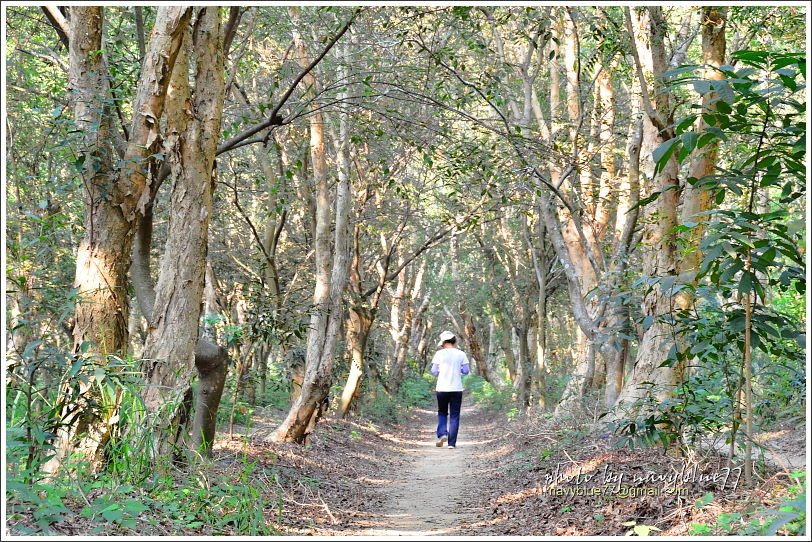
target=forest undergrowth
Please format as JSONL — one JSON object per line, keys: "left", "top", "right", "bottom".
{"left": 6, "top": 378, "right": 806, "bottom": 536}
{"left": 461, "top": 404, "right": 806, "bottom": 536}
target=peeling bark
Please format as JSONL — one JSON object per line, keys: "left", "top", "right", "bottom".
{"left": 43, "top": 6, "right": 193, "bottom": 476}
{"left": 141, "top": 7, "right": 226, "bottom": 455}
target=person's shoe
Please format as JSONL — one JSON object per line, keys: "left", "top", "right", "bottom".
{"left": 448, "top": 445, "right": 456, "bottom": 449}
{"left": 436, "top": 435, "right": 448, "bottom": 447}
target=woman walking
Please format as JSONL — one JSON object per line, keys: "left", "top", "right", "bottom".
{"left": 430, "top": 331, "right": 470, "bottom": 449}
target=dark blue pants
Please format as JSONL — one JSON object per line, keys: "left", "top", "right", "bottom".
{"left": 436, "top": 391, "right": 463, "bottom": 446}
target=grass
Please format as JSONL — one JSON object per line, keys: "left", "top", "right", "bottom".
{"left": 7, "top": 447, "right": 281, "bottom": 536}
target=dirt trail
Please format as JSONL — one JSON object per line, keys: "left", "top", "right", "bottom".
{"left": 361, "top": 402, "right": 497, "bottom": 536}
{"left": 703, "top": 428, "right": 807, "bottom": 472}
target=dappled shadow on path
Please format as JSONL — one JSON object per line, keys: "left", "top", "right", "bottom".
{"left": 355, "top": 400, "right": 502, "bottom": 536}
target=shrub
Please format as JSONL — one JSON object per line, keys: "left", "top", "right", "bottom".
{"left": 464, "top": 374, "right": 511, "bottom": 412}
{"left": 358, "top": 386, "right": 401, "bottom": 424}
{"left": 397, "top": 375, "right": 434, "bottom": 407}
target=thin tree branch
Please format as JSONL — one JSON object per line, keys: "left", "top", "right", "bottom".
{"left": 361, "top": 197, "right": 495, "bottom": 299}
{"left": 217, "top": 7, "right": 362, "bottom": 154}
{"left": 223, "top": 7, "right": 244, "bottom": 57}
{"left": 16, "top": 47, "right": 67, "bottom": 72}
{"left": 134, "top": 7, "right": 146, "bottom": 60}
{"left": 221, "top": 177, "right": 274, "bottom": 281}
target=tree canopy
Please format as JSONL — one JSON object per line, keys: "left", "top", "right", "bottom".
{"left": 4, "top": 4, "right": 807, "bottom": 537}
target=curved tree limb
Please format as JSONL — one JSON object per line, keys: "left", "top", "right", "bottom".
{"left": 42, "top": 7, "right": 69, "bottom": 49}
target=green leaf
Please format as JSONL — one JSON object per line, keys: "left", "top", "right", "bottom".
{"left": 675, "top": 115, "right": 698, "bottom": 134}
{"left": 681, "top": 131, "right": 698, "bottom": 153}
{"left": 714, "top": 189, "right": 725, "bottom": 204}
{"left": 23, "top": 339, "right": 42, "bottom": 360}
{"left": 659, "top": 274, "right": 678, "bottom": 293}
{"left": 663, "top": 64, "right": 700, "bottom": 78}
{"left": 761, "top": 511, "right": 801, "bottom": 536}
{"left": 731, "top": 50, "right": 769, "bottom": 66}
{"left": 695, "top": 491, "right": 715, "bottom": 508}
{"left": 101, "top": 507, "right": 124, "bottom": 522}
{"left": 123, "top": 499, "right": 148, "bottom": 514}
{"left": 719, "top": 258, "right": 744, "bottom": 284}
{"left": 652, "top": 138, "right": 680, "bottom": 173}
{"left": 715, "top": 100, "right": 732, "bottom": 115}
{"left": 739, "top": 269, "right": 756, "bottom": 297}
{"left": 628, "top": 190, "right": 661, "bottom": 211}
{"left": 759, "top": 247, "right": 777, "bottom": 266}
{"left": 68, "top": 358, "right": 84, "bottom": 377}
{"left": 696, "top": 132, "right": 719, "bottom": 151}
{"left": 693, "top": 80, "right": 712, "bottom": 95}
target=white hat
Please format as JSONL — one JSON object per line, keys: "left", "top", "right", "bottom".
{"left": 438, "top": 330, "right": 456, "bottom": 347}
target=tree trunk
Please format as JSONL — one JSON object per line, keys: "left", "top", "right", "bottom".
{"left": 486, "top": 319, "right": 498, "bottom": 384}
{"left": 133, "top": 202, "right": 230, "bottom": 457}
{"left": 614, "top": 7, "right": 682, "bottom": 414}
{"left": 190, "top": 340, "right": 228, "bottom": 453}
{"left": 464, "top": 314, "right": 489, "bottom": 384}
{"left": 337, "top": 304, "right": 374, "bottom": 418}
{"left": 271, "top": 17, "right": 352, "bottom": 442}
{"left": 539, "top": 14, "right": 602, "bottom": 418}
{"left": 594, "top": 63, "right": 617, "bottom": 241}
{"left": 141, "top": 7, "right": 226, "bottom": 455}
{"left": 603, "top": 305, "right": 630, "bottom": 409}
{"left": 554, "top": 328, "right": 596, "bottom": 413}
{"left": 545, "top": 180, "right": 599, "bottom": 417}
{"left": 515, "top": 324, "right": 532, "bottom": 408}
{"left": 70, "top": 6, "right": 191, "bottom": 354}
{"left": 43, "top": 6, "right": 192, "bottom": 476}
{"left": 388, "top": 257, "right": 414, "bottom": 392}
{"left": 336, "top": 213, "right": 392, "bottom": 416}
{"left": 417, "top": 320, "right": 432, "bottom": 374}
{"left": 533, "top": 293, "right": 548, "bottom": 408}
{"left": 229, "top": 286, "right": 255, "bottom": 405}
{"left": 677, "top": 7, "right": 726, "bottom": 287}
{"left": 256, "top": 346, "right": 270, "bottom": 402}
{"left": 524, "top": 207, "right": 549, "bottom": 408}
{"left": 408, "top": 285, "right": 431, "bottom": 366}
{"left": 679, "top": 7, "right": 727, "bottom": 381}
{"left": 496, "top": 313, "right": 517, "bottom": 384}
{"left": 601, "top": 116, "right": 643, "bottom": 409}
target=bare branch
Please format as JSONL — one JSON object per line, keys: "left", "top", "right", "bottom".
{"left": 223, "top": 7, "right": 244, "bottom": 57}
{"left": 134, "top": 7, "right": 146, "bottom": 60}
{"left": 217, "top": 7, "right": 362, "bottom": 154}
{"left": 361, "top": 196, "right": 495, "bottom": 299}
{"left": 221, "top": 177, "right": 274, "bottom": 282}
{"left": 16, "top": 47, "right": 67, "bottom": 72}
{"left": 41, "top": 7, "right": 69, "bottom": 49}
